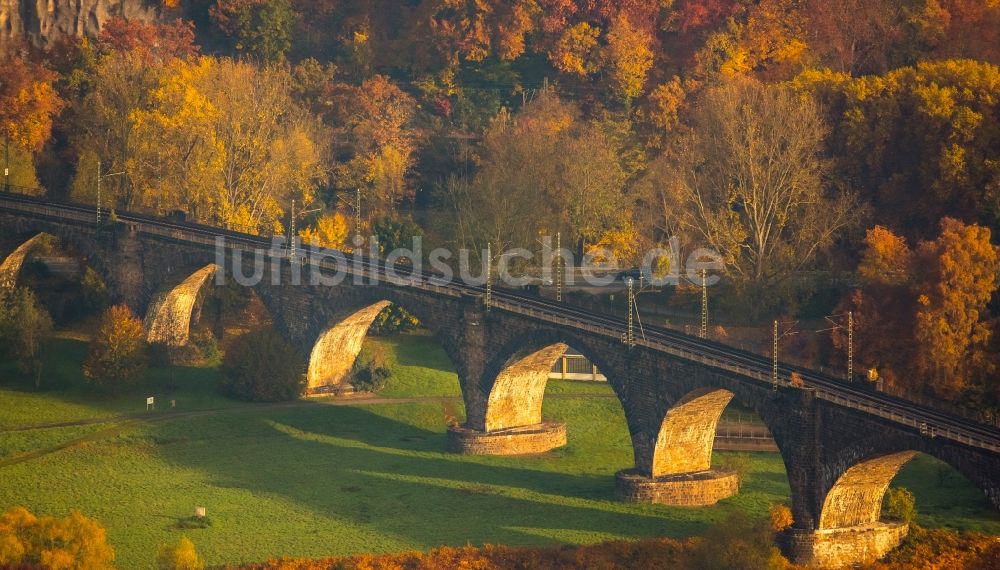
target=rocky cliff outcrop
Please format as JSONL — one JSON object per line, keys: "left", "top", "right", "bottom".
{"left": 0, "top": 0, "right": 162, "bottom": 52}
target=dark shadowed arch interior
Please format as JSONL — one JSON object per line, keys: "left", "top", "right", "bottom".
{"left": 0, "top": 232, "right": 52, "bottom": 289}
{"left": 0, "top": 233, "right": 115, "bottom": 325}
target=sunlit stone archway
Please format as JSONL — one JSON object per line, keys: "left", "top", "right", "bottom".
{"left": 651, "top": 387, "right": 734, "bottom": 477}
{"left": 484, "top": 342, "right": 568, "bottom": 432}
{"left": 449, "top": 341, "right": 583, "bottom": 455}
{"left": 306, "top": 301, "right": 391, "bottom": 391}
{"left": 819, "top": 451, "right": 918, "bottom": 530}
{"left": 783, "top": 450, "right": 918, "bottom": 568}
{"left": 617, "top": 387, "right": 739, "bottom": 506}
{"left": 143, "top": 264, "right": 218, "bottom": 347}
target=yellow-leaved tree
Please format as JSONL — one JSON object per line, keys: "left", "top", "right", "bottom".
{"left": 793, "top": 59, "right": 1000, "bottom": 234}
{"left": 0, "top": 506, "right": 115, "bottom": 569}
{"left": 157, "top": 536, "right": 203, "bottom": 570}
{"left": 604, "top": 15, "right": 654, "bottom": 102}
{"left": 551, "top": 22, "right": 602, "bottom": 76}
{"left": 914, "top": 218, "right": 999, "bottom": 399}
{"left": 300, "top": 211, "right": 350, "bottom": 250}
{"left": 586, "top": 223, "right": 642, "bottom": 267}
{"left": 130, "top": 57, "right": 328, "bottom": 234}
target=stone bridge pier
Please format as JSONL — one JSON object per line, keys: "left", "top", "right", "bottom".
{"left": 775, "top": 392, "right": 1000, "bottom": 567}
{"left": 446, "top": 338, "right": 570, "bottom": 455}
{"left": 607, "top": 349, "right": 770, "bottom": 508}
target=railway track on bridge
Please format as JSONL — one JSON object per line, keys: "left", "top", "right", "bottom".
{"left": 2, "top": 191, "right": 999, "bottom": 454}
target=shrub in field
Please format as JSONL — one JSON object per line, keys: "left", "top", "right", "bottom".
{"left": 80, "top": 267, "right": 110, "bottom": 315}
{"left": 157, "top": 536, "right": 203, "bottom": 570}
{"left": 221, "top": 328, "right": 304, "bottom": 402}
{"left": 350, "top": 344, "right": 391, "bottom": 393}
{"left": 884, "top": 486, "right": 916, "bottom": 523}
{"left": 175, "top": 516, "right": 212, "bottom": 530}
{"left": 0, "top": 287, "right": 53, "bottom": 388}
{"left": 350, "top": 365, "right": 390, "bottom": 393}
{"left": 769, "top": 504, "right": 794, "bottom": 531}
{"left": 190, "top": 326, "right": 221, "bottom": 363}
{"left": 877, "top": 525, "right": 1000, "bottom": 570}
{"left": 685, "top": 511, "right": 787, "bottom": 570}
{"left": 0, "top": 506, "right": 115, "bottom": 569}
{"left": 83, "top": 304, "right": 148, "bottom": 393}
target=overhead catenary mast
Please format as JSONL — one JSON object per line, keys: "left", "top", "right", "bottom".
{"left": 700, "top": 268, "right": 708, "bottom": 339}
{"left": 556, "top": 231, "right": 562, "bottom": 302}
{"left": 485, "top": 242, "right": 492, "bottom": 311}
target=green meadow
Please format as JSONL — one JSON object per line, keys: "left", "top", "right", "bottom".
{"left": 1, "top": 332, "right": 997, "bottom": 568}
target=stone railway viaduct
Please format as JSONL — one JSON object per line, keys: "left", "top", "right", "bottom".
{"left": 1, "top": 193, "right": 998, "bottom": 568}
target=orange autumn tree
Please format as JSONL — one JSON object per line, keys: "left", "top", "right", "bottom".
{"left": 858, "top": 225, "right": 914, "bottom": 286}
{"left": 0, "top": 506, "right": 115, "bottom": 569}
{"left": 837, "top": 225, "right": 918, "bottom": 389}
{"left": 913, "top": 218, "right": 999, "bottom": 399}
{"left": 769, "top": 503, "right": 794, "bottom": 531}
{"left": 426, "top": 0, "right": 540, "bottom": 63}
{"left": 97, "top": 17, "right": 199, "bottom": 62}
{"left": 329, "top": 75, "right": 417, "bottom": 219}
{"left": 913, "top": 0, "right": 1000, "bottom": 65}
{"left": 84, "top": 304, "right": 148, "bottom": 393}
{"left": 604, "top": 14, "right": 655, "bottom": 102}
{"left": 840, "top": 220, "right": 998, "bottom": 400}
{"left": 0, "top": 54, "right": 64, "bottom": 159}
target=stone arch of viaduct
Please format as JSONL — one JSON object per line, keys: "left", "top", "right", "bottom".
{"left": 2, "top": 208, "right": 998, "bottom": 568}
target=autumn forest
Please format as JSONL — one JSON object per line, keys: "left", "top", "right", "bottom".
{"left": 1, "top": 2, "right": 1000, "bottom": 566}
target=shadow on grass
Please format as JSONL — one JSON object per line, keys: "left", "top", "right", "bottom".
{"left": 153, "top": 404, "right": 708, "bottom": 550}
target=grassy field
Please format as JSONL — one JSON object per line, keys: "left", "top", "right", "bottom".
{"left": 0, "top": 332, "right": 997, "bottom": 568}
{"left": 0, "top": 335, "right": 237, "bottom": 430}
